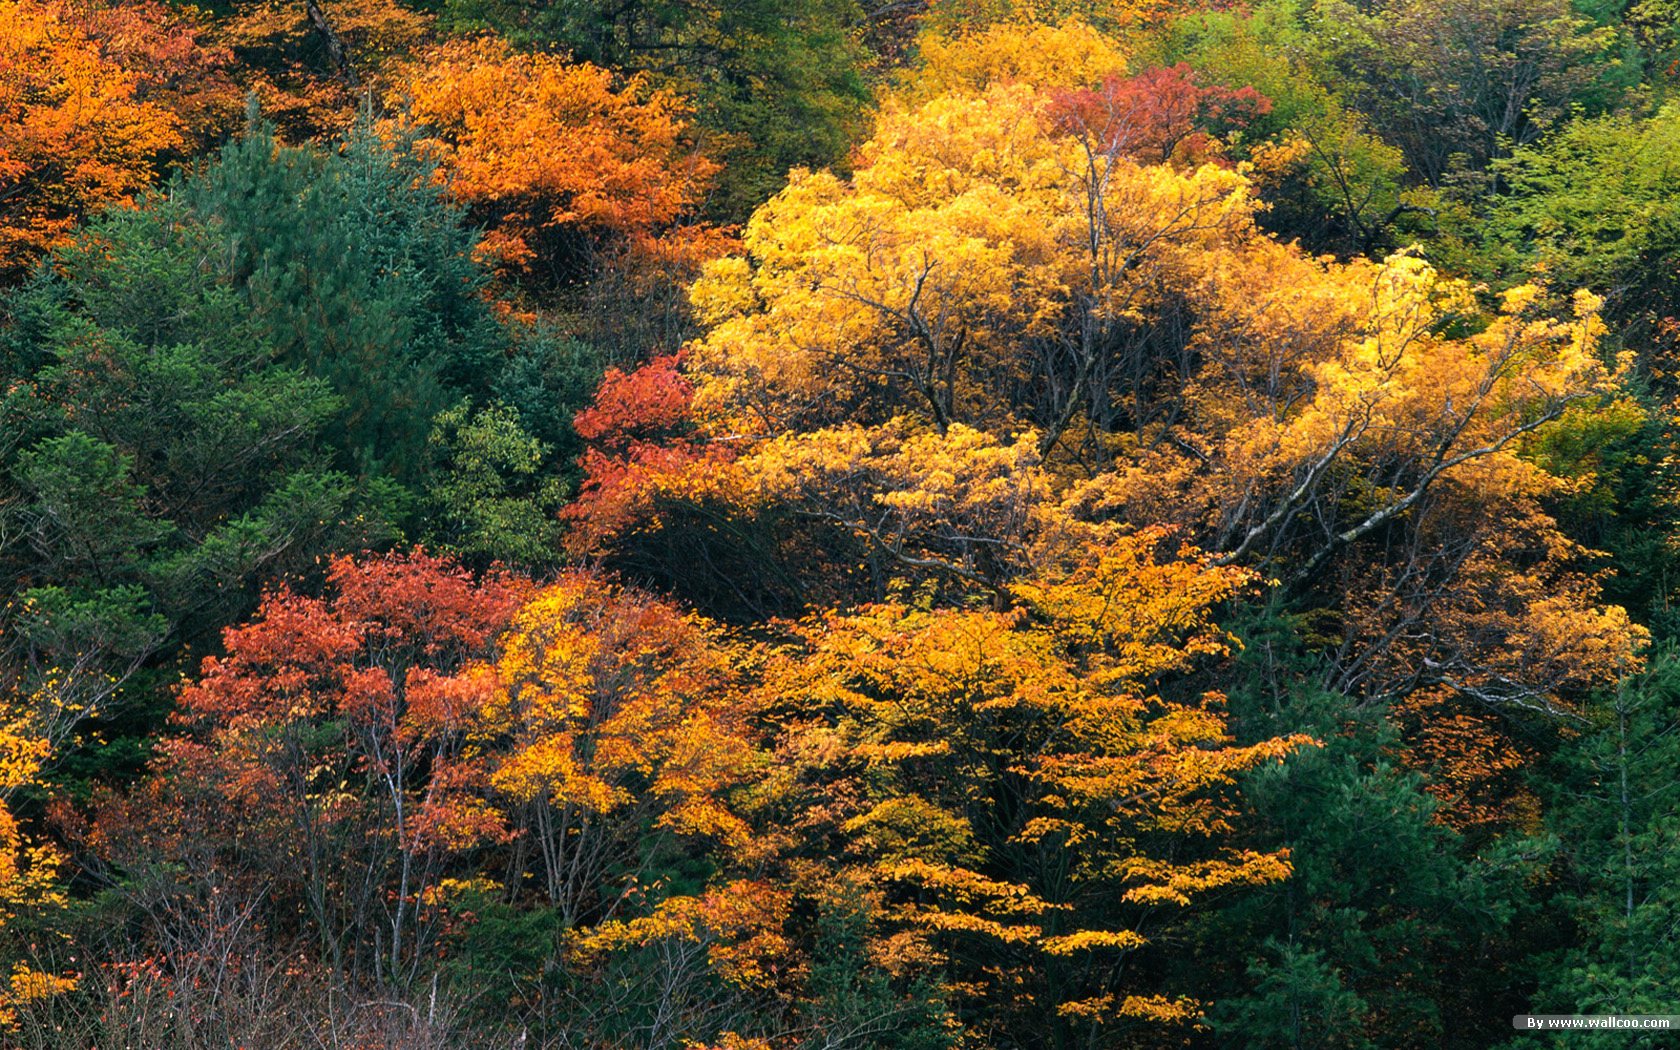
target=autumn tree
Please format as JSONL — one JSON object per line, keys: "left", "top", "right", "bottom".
{"left": 75, "top": 554, "right": 764, "bottom": 1040}
{"left": 467, "top": 576, "right": 767, "bottom": 1044}
{"left": 1050, "top": 62, "right": 1271, "bottom": 167}
{"left": 482, "top": 575, "right": 756, "bottom": 926}
{"left": 557, "top": 62, "right": 1650, "bottom": 1026}
{"left": 388, "top": 39, "right": 721, "bottom": 289}
{"left": 156, "top": 551, "right": 531, "bottom": 984}
{"left": 0, "top": 0, "right": 234, "bottom": 279}
{"left": 0, "top": 702, "right": 68, "bottom": 1029}
{"left": 748, "top": 528, "right": 1310, "bottom": 1042}
{"left": 439, "top": 0, "right": 873, "bottom": 218}
{"left": 650, "top": 20, "right": 1645, "bottom": 717}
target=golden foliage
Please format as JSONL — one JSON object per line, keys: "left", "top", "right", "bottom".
{"left": 751, "top": 530, "right": 1311, "bottom": 1018}
{"left": 687, "top": 79, "right": 1252, "bottom": 440}
{"left": 672, "top": 28, "right": 1644, "bottom": 716}
{"left": 483, "top": 574, "right": 758, "bottom": 911}
{"left": 903, "top": 17, "right": 1128, "bottom": 102}
{"left": 0, "top": 705, "right": 67, "bottom": 1025}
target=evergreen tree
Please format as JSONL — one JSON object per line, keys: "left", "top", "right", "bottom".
{"left": 1515, "top": 652, "right": 1680, "bottom": 1047}
{"left": 1196, "top": 614, "right": 1546, "bottom": 1049}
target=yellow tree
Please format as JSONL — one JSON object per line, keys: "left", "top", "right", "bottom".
{"left": 0, "top": 712, "right": 56, "bottom": 929}
{"left": 482, "top": 574, "right": 758, "bottom": 926}
{"left": 750, "top": 527, "right": 1310, "bottom": 1035}
{"left": 685, "top": 73, "right": 1254, "bottom": 447}
{"left": 0, "top": 697, "right": 70, "bottom": 1027}
{"left": 657, "top": 17, "right": 1644, "bottom": 723}
{"left": 902, "top": 16, "right": 1129, "bottom": 102}
{"left": 1103, "top": 247, "right": 1644, "bottom": 712}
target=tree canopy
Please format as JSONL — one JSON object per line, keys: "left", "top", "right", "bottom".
{"left": 3, "top": 3, "right": 1680, "bottom": 1048}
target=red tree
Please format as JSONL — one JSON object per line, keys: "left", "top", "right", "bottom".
{"left": 169, "top": 550, "right": 530, "bottom": 983}
{"left": 564, "top": 355, "right": 739, "bottom": 556}
{"left": 1051, "top": 63, "right": 1271, "bottom": 165}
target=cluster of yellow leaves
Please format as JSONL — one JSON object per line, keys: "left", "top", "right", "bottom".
{"left": 571, "top": 879, "right": 792, "bottom": 988}
{"left": 903, "top": 17, "right": 1128, "bottom": 102}
{"left": 752, "top": 528, "right": 1311, "bottom": 1019}
{"left": 1107, "top": 252, "right": 1612, "bottom": 517}
{"left": 478, "top": 576, "right": 758, "bottom": 912}
{"left": 1108, "top": 248, "right": 1643, "bottom": 703}
{"left": 687, "top": 76, "right": 1252, "bottom": 440}
{"left": 0, "top": 707, "right": 69, "bottom": 1027}
{"left": 0, "top": 963, "right": 78, "bottom": 1029}
{"left": 0, "top": 703, "right": 61, "bottom": 921}
{"left": 0, "top": 716, "right": 47, "bottom": 795}
{"left": 1011, "top": 524, "right": 1251, "bottom": 678}
{"left": 743, "top": 420, "right": 1049, "bottom": 591}
{"left": 489, "top": 577, "right": 750, "bottom": 837}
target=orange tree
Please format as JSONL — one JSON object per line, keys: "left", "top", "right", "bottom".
{"left": 557, "top": 520, "right": 1311, "bottom": 1045}
{"left": 382, "top": 35, "right": 732, "bottom": 361}
{"left": 160, "top": 550, "right": 530, "bottom": 986}
{"left": 387, "top": 38, "right": 723, "bottom": 290}
{"left": 0, "top": 0, "right": 234, "bottom": 278}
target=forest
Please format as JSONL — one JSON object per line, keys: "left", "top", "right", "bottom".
{"left": 1, "top": 0, "right": 1679, "bottom": 1046}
